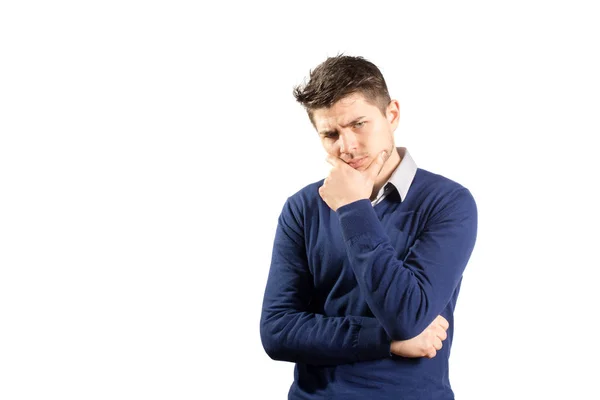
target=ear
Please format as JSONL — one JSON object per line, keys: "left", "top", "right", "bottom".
{"left": 386, "top": 100, "right": 400, "bottom": 131}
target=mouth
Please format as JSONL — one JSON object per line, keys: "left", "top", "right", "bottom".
{"left": 347, "top": 157, "right": 367, "bottom": 169}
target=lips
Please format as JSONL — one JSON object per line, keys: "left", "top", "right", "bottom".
{"left": 347, "top": 157, "right": 367, "bottom": 168}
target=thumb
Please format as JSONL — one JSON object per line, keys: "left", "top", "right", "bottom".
{"left": 366, "top": 150, "right": 387, "bottom": 179}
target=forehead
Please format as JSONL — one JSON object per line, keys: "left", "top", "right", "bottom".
{"left": 312, "top": 93, "right": 379, "bottom": 131}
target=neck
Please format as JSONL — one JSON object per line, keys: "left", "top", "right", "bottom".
{"left": 370, "top": 147, "right": 401, "bottom": 200}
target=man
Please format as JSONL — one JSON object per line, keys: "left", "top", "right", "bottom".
{"left": 260, "top": 55, "right": 478, "bottom": 399}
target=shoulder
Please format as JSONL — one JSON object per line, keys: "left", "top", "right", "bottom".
{"left": 415, "top": 168, "right": 467, "bottom": 191}
{"left": 411, "top": 168, "right": 477, "bottom": 215}
{"left": 287, "top": 178, "right": 324, "bottom": 206}
{"left": 413, "top": 168, "right": 474, "bottom": 197}
{"left": 279, "top": 178, "right": 325, "bottom": 220}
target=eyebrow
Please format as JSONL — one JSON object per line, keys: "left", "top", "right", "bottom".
{"left": 318, "top": 116, "right": 366, "bottom": 136}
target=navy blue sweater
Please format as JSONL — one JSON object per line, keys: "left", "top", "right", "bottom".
{"left": 260, "top": 168, "right": 478, "bottom": 399}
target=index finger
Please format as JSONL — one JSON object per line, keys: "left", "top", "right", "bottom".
{"left": 436, "top": 315, "right": 450, "bottom": 330}
{"left": 326, "top": 155, "right": 345, "bottom": 167}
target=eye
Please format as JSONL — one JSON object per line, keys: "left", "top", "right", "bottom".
{"left": 354, "top": 121, "right": 366, "bottom": 128}
{"left": 323, "top": 132, "right": 338, "bottom": 139}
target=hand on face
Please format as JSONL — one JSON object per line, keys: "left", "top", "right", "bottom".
{"left": 318, "top": 150, "right": 387, "bottom": 212}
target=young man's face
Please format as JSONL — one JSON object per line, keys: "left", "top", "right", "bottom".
{"left": 312, "top": 92, "right": 399, "bottom": 171}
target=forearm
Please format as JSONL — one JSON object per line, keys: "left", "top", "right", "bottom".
{"left": 261, "top": 199, "right": 391, "bottom": 366}
{"left": 260, "top": 309, "right": 390, "bottom": 365}
{"left": 337, "top": 191, "right": 477, "bottom": 340}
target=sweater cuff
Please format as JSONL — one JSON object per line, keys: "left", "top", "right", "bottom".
{"left": 356, "top": 318, "right": 391, "bottom": 361}
{"left": 337, "top": 199, "right": 384, "bottom": 242}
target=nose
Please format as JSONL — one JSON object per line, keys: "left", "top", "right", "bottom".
{"left": 338, "top": 130, "right": 357, "bottom": 154}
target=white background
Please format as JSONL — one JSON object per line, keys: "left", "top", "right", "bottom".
{"left": 1, "top": 1, "right": 599, "bottom": 399}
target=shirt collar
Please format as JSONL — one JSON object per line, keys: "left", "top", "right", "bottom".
{"left": 372, "top": 147, "right": 417, "bottom": 203}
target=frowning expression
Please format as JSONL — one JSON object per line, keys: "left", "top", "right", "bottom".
{"left": 312, "top": 92, "right": 399, "bottom": 171}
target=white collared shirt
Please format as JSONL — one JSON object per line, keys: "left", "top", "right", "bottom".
{"left": 371, "top": 147, "right": 417, "bottom": 206}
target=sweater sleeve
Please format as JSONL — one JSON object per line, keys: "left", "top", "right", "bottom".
{"left": 260, "top": 198, "right": 391, "bottom": 366}
{"left": 336, "top": 188, "right": 478, "bottom": 341}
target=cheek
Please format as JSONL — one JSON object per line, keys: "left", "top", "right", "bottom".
{"left": 322, "top": 140, "right": 338, "bottom": 154}
{"left": 371, "top": 128, "right": 392, "bottom": 147}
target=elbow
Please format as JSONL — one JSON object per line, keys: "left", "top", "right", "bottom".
{"left": 260, "top": 330, "right": 281, "bottom": 360}
{"left": 385, "top": 288, "right": 437, "bottom": 341}
{"left": 260, "top": 315, "right": 286, "bottom": 361}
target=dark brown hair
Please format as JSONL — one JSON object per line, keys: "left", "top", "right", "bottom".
{"left": 293, "top": 55, "right": 391, "bottom": 123}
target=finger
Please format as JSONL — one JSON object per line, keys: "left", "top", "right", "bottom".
{"left": 436, "top": 326, "right": 448, "bottom": 341}
{"left": 426, "top": 347, "right": 437, "bottom": 359}
{"left": 437, "top": 315, "right": 449, "bottom": 330}
{"left": 326, "top": 155, "right": 343, "bottom": 167}
{"left": 365, "top": 150, "right": 387, "bottom": 180}
{"left": 434, "top": 338, "right": 443, "bottom": 351}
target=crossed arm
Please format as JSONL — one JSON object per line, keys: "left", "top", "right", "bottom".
{"left": 260, "top": 189, "right": 477, "bottom": 365}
